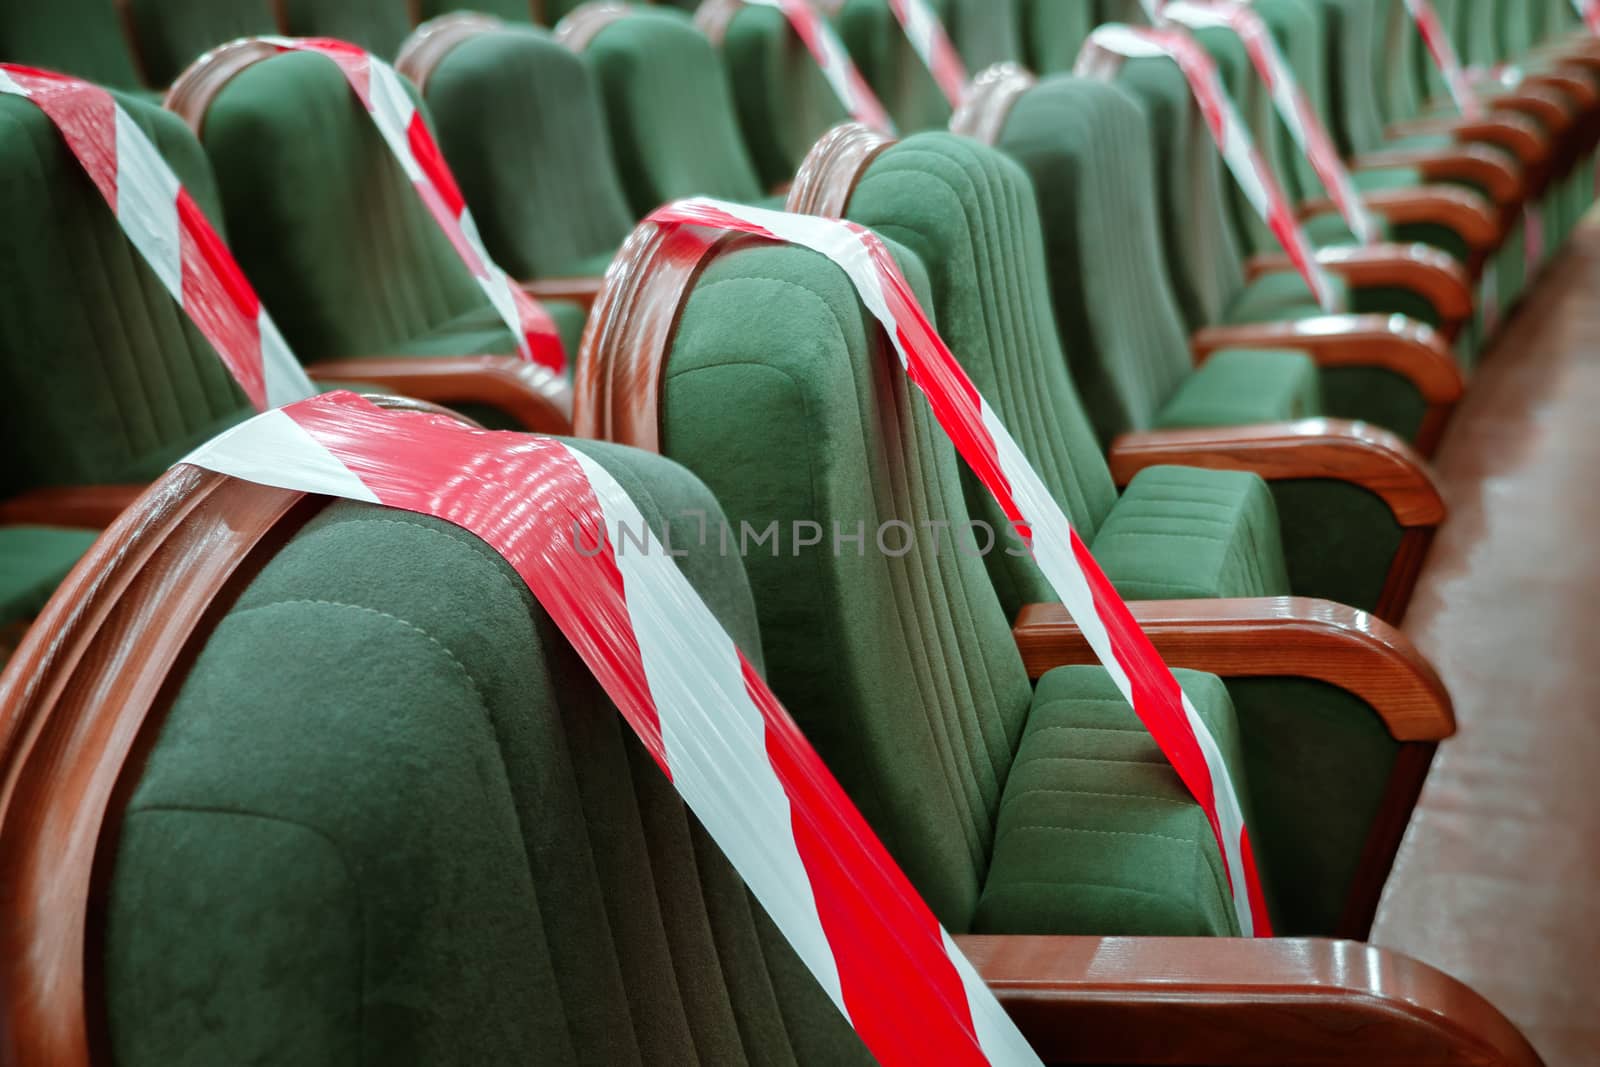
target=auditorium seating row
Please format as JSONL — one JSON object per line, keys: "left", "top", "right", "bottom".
{"left": 1, "top": 1, "right": 1591, "bottom": 1063}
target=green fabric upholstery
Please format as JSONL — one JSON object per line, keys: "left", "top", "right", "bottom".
{"left": 659, "top": 237, "right": 1250, "bottom": 934}
{"left": 422, "top": 25, "right": 634, "bottom": 281}
{"left": 835, "top": 0, "right": 952, "bottom": 132}
{"left": 0, "top": 92, "right": 253, "bottom": 498}
{"left": 277, "top": 0, "right": 413, "bottom": 58}
{"left": 974, "top": 666, "right": 1247, "bottom": 936}
{"left": 0, "top": 526, "right": 99, "bottom": 627}
{"left": 1020, "top": 0, "right": 1096, "bottom": 75}
{"left": 104, "top": 441, "right": 878, "bottom": 1065}
{"left": 198, "top": 53, "right": 524, "bottom": 368}
{"left": 0, "top": 0, "right": 144, "bottom": 89}
{"left": 417, "top": 0, "right": 536, "bottom": 20}
{"left": 121, "top": 0, "right": 277, "bottom": 88}
{"left": 1092, "top": 466, "right": 1292, "bottom": 601}
{"left": 717, "top": 4, "right": 849, "bottom": 190}
{"left": 579, "top": 8, "right": 766, "bottom": 217}
{"left": 1155, "top": 348, "right": 1321, "bottom": 429}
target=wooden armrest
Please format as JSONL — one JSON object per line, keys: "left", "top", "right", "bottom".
{"left": 1303, "top": 185, "right": 1504, "bottom": 256}
{"left": 1353, "top": 145, "right": 1524, "bottom": 208}
{"left": 305, "top": 355, "right": 573, "bottom": 435}
{"left": 1483, "top": 87, "right": 1577, "bottom": 134}
{"left": 1385, "top": 114, "right": 1548, "bottom": 170}
{"left": 0, "top": 485, "right": 146, "bottom": 529}
{"left": 523, "top": 275, "right": 606, "bottom": 315}
{"left": 1011, "top": 597, "right": 1452, "bottom": 740}
{"left": 1242, "top": 244, "right": 1474, "bottom": 323}
{"left": 1105, "top": 419, "right": 1444, "bottom": 527}
{"left": 957, "top": 934, "right": 1541, "bottom": 1066}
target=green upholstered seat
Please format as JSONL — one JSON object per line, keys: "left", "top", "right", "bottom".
{"left": 120, "top": 0, "right": 277, "bottom": 88}
{"left": 835, "top": 0, "right": 952, "bottom": 132}
{"left": 657, "top": 236, "right": 1249, "bottom": 935}
{"left": 196, "top": 51, "right": 584, "bottom": 399}
{"left": 0, "top": 527, "right": 100, "bottom": 628}
{"left": 0, "top": 92, "right": 254, "bottom": 500}
{"left": 421, "top": 25, "right": 634, "bottom": 282}
{"left": 577, "top": 8, "right": 768, "bottom": 217}
{"left": 104, "top": 441, "right": 880, "bottom": 1065}
{"left": 1019, "top": 0, "right": 1096, "bottom": 76}
{"left": 715, "top": 3, "right": 851, "bottom": 190}
{"left": 277, "top": 0, "right": 413, "bottom": 58}
{"left": 0, "top": 0, "right": 146, "bottom": 89}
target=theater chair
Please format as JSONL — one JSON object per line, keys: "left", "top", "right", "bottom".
{"left": 0, "top": 0, "right": 149, "bottom": 92}
{"left": 272, "top": 0, "right": 415, "bottom": 58}
{"left": 1016, "top": 0, "right": 1097, "bottom": 77}
{"left": 118, "top": 0, "right": 278, "bottom": 88}
{"left": 164, "top": 43, "right": 580, "bottom": 419}
{"left": 580, "top": 215, "right": 1454, "bottom": 938}
{"left": 557, "top": 5, "right": 785, "bottom": 214}
{"left": 0, "top": 419, "right": 1536, "bottom": 1066}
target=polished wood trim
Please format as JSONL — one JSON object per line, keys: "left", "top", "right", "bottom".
{"left": 948, "top": 62, "right": 1036, "bottom": 146}
{"left": 1484, "top": 86, "right": 1576, "bottom": 137}
{"left": 523, "top": 275, "right": 607, "bottom": 315}
{"left": 1303, "top": 184, "right": 1504, "bottom": 258}
{"left": 1386, "top": 114, "right": 1548, "bottom": 171}
{"left": 395, "top": 12, "right": 504, "bottom": 93}
{"left": 1011, "top": 598, "right": 1454, "bottom": 741}
{"left": 785, "top": 121, "right": 895, "bottom": 219}
{"left": 956, "top": 934, "right": 1542, "bottom": 1066}
{"left": 693, "top": 0, "right": 742, "bottom": 44}
{"left": 305, "top": 356, "right": 573, "bottom": 434}
{"left": 1352, "top": 145, "right": 1524, "bottom": 208}
{"left": 163, "top": 38, "right": 281, "bottom": 136}
{"left": 573, "top": 219, "right": 730, "bottom": 447}
{"left": 553, "top": 1, "right": 634, "bottom": 51}
{"left": 0, "top": 486, "right": 146, "bottom": 530}
{"left": 1243, "top": 244, "right": 1474, "bottom": 325}
{"left": 1105, "top": 418, "right": 1444, "bottom": 527}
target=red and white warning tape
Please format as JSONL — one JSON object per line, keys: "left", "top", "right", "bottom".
{"left": 1076, "top": 24, "right": 1342, "bottom": 313}
{"left": 256, "top": 37, "right": 567, "bottom": 374}
{"left": 184, "top": 390, "right": 1042, "bottom": 1067}
{"left": 1401, "top": 0, "right": 1483, "bottom": 119}
{"left": 885, "top": 0, "right": 969, "bottom": 108}
{"left": 746, "top": 0, "right": 895, "bottom": 134}
{"left": 0, "top": 65, "right": 316, "bottom": 411}
{"left": 1160, "top": 1, "right": 1380, "bottom": 246}
{"left": 645, "top": 197, "right": 1272, "bottom": 937}
{"left": 1573, "top": 0, "right": 1600, "bottom": 36}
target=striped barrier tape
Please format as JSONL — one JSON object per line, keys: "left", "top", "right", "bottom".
{"left": 885, "top": 0, "right": 968, "bottom": 108}
{"left": 747, "top": 0, "right": 895, "bottom": 134}
{"left": 1161, "top": 1, "right": 1381, "bottom": 245}
{"left": 1402, "top": 0, "right": 1483, "bottom": 119}
{"left": 0, "top": 65, "right": 316, "bottom": 411}
{"left": 1076, "top": 24, "right": 1342, "bottom": 313}
{"left": 257, "top": 37, "right": 567, "bottom": 374}
{"left": 645, "top": 196, "right": 1272, "bottom": 937}
{"left": 183, "top": 389, "right": 1043, "bottom": 1067}
{"left": 1575, "top": 0, "right": 1600, "bottom": 36}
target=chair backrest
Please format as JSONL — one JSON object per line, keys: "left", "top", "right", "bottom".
{"left": 944, "top": 0, "right": 1023, "bottom": 72}
{"left": 410, "top": 21, "right": 635, "bottom": 280}
{"left": 0, "top": 92, "right": 252, "bottom": 499}
{"left": 1020, "top": 0, "right": 1097, "bottom": 75}
{"left": 579, "top": 221, "right": 1036, "bottom": 929}
{"left": 170, "top": 45, "right": 514, "bottom": 364}
{"left": 0, "top": 0, "right": 144, "bottom": 88}
{"left": 120, "top": 0, "right": 277, "bottom": 87}
{"left": 417, "top": 0, "right": 537, "bottom": 20}
{"left": 563, "top": 5, "right": 766, "bottom": 216}
{"left": 1313, "top": 0, "right": 1391, "bottom": 157}
{"left": 699, "top": 0, "right": 850, "bottom": 190}
{"left": 1257, "top": 0, "right": 1335, "bottom": 203}
{"left": 1190, "top": 23, "right": 1281, "bottom": 257}
{"left": 834, "top": 0, "right": 952, "bottom": 132}
{"left": 276, "top": 0, "right": 415, "bottom": 58}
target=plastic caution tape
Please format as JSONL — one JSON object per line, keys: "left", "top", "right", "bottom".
{"left": 0, "top": 65, "right": 315, "bottom": 411}
{"left": 884, "top": 0, "right": 968, "bottom": 107}
{"left": 746, "top": 0, "right": 895, "bottom": 134}
{"left": 1402, "top": 0, "right": 1483, "bottom": 118}
{"left": 1076, "top": 24, "right": 1343, "bottom": 314}
{"left": 184, "top": 390, "right": 1043, "bottom": 1067}
{"left": 1160, "top": 1, "right": 1381, "bottom": 246}
{"left": 1574, "top": 0, "right": 1600, "bottom": 36}
{"left": 257, "top": 37, "right": 567, "bottom": 374}
{"left": 645, "top": 197, "right": 1272, "bottom": 936}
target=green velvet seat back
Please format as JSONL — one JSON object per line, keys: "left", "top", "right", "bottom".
{"left": 717, "top": 3, "right": 850, "bottom": 190}
{"left": 842, "top": 133, "right": 1121, "bottom": 611}
{"left": 544, "top": 0, "right": 591, "bottom": 25}
{"left": 198, "top": 52, "right": 516, "bottom": 363}
{"left": 0, "top": 93, "right": 252, "bottom": 498}
{"left": 994, "top": 78, "right": 1211, "bottom": 442}
{"left": 579, "top": 8, "right": 765, "bottom": 217}
{"left": 0, "top": 0, "right": 144, "bottom": 88}
{"left": 1020, "top": 0, "right": 1096, "bottom": 75}
{"left": 1114, "top": 55, "right": 1248, "bottom": 332}
{"left": 418, "top": 0, "right": 535, "bottom": 21}
{"left": 1190, "top": 24, "right": 1281, "bottom": 256}
{"left": 659, "top": 239, "right": 1035, "bottom": 928}
{"left": 835, "top": 0, "right": 952, "bottom": 133}
{"left": 105, "top": 442, "right": 877, "bottom": 1066}
{"left": 121, "top": 0, "right": 277, "bottom": 88}
{"left": 277, "top": 0, "right": 414, "bottom": 58}
{"left": 944, "top": 0, "right": 1023, "bottom": 72}
{"left": 423, "top": 25, "right": 634, "bottom": 280}
{"left": 1255, "top": 0, "right": 1329, "bottom": 204}
{"left": 1314, "top": 0, "right": 1389, "bottom": 157}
